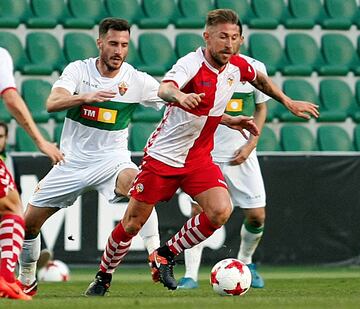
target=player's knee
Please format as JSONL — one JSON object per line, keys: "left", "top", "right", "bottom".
{"left": 25, "top": 224, "right": 41, "bottom": 239}
{"left": 207, "top": 204, "right": 232, "bottom": 226}
{"left": 0, "top": 197, "right": 23, "bottom": 216}
{"left": 122, "top": 219, "right": 142, "bottom": 236}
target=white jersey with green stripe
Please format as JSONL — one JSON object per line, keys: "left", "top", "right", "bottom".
{"left": 53, "top": 58, "right": 164, "bottom": 161}
{"left": 212, "top": 55, "right": 270, "bottom": 162}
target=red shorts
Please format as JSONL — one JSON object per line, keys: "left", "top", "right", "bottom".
{"left": 129, "top": 156, "right": 227, "bottom": 204}
{"left": 0, "top": 160, "right": 16, "bottom": 198}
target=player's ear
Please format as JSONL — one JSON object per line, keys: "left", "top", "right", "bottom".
{"left": 96, "top": 38, "right": 102, "bottom": 50}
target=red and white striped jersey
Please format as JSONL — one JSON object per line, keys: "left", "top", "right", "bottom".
{"left": 145, "top": 47, "right": 256, "bottom": 169}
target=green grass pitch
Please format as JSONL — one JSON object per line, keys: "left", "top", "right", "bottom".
{"left": 2, "top": 265, "right": 360, "bottom": 309}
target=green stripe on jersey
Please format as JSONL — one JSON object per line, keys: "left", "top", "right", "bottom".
{"left": 225, "top": 92, "right": 255, "bottom": 117}
{"left": 66, "top": 101, "right": 138, "bottom": 131}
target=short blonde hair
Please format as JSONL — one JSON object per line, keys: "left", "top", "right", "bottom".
{"left": 206, "top": 9, "right": 239, "bottom": 27}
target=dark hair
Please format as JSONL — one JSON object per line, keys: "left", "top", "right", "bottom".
{"left": 237, "top": 20, "right": 243, "bottom": 36}
{"left": 0, "top": 121, "right": 8, "bottom": 136}
{"left": 206, "top": 9, "right": 239, "bottom": 28}
{"left": 99, "top": 18, "right": 131, "bottom": 37}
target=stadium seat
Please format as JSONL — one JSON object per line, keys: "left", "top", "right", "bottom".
{"left": 131, "top": 105, "right": 165, "bottom": 123}
{"left": 0, "top": 0, "right": 30, "bottom": 28}
{"left": 280, "top": 125, "right": 317, "bottom": 151}
{"left": 23, "top": 32, "right": 66, "bottom": 75}
{"left": 320, "top": 0, "right": 358, "bottom": 30}
{"left": 26, "top": 0, "right": 69, "bottom": 28}
{"left": 256, "top": 126, "right": 279, "bottom": 151}
{"left": 317, "top": 34, "right": 357, "bottom": 76}
{"left": 129, "top": 122, "right": 159, "bottom": 152}
{"left": 284, "top": 0, "right": 325, "bottom": 29}
{"left": 138, "top": 0, "right": 178, "bottom": 29}
{"left": 175, "top": 0, "right": 214, "bottom": 28}
{"left": 248, "top": 33, "right": 283, "bottom": 76}
{"left": 15, "top": 126, "right": 51, "bottom": 152}
{"left": 63, "top": 33, "right": 98, "bottom": 63}
{"left": 138, "top": 33, "right": 176, "bottom": 76}
{"left": 265, "top": 99, "right": 279, "bottom": 122}
{"left": 317, "top": 126, "right": 354, "bottom": 151}
{"left": 353, "top": 125, "right": 360, "bottom": 151}
{"left": 54, "top": 123, "right": 64, "bottom": 146}
{"left": 278, "top": 79, "right": 318, "bottom": 122}
{"left": 104, "top": 0, "right": 143, "bottom": 25}
{"left": 248, "top": 0, "right": 286, "bottom": 29}
{"left": 175, "top": 33, "right": 204, "bottom": 59}
{"left": 353, "top": 80, "right": 360, "bottom": 122}
{"left": 353, "top": 36, "right": 360, "bottom": 76}
{"left": 282, "top": 33, "right": 321, "bottom": 76}
{"left": 63, "top": 0, "right": 106, "bottom": 29}
{"left": 215, "top": 0, "right": 255, "bottom": 26}
{"left": 0, "top": 32, "right": 29, "bottom": 71}
{"left": 318, "top": 79, "right": 356, "bottom": 122}
{"left": 0, "top": 98, "right": 12, "bottom": 123}
{"left": 21, "top": 79, "right": 51, "bottom": 123}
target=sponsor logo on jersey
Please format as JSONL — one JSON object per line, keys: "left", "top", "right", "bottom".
{"left": 227, "top": 76, "right": 235, "bottom": 86}
{"left": 226, "top": 99, "right": 243, "bottom": 112}
{"left": 136, "top": 183, "right": 144, "bottom": 193}
{"left": 81, "top": 105, "right": 117, "bottom": 124}
{"left": 118, "top": 81, "right": 128, "bottom": 96}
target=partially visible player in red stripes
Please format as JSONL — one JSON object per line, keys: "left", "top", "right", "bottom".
{"left": 0, "top": 47, "right": 63, "bottom": 300}
{"left": 87, "top": 9, "right": 319, "bottom": 291}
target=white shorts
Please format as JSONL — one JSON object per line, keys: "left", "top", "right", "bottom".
{"left": 216, "top": 151, "right": 266, "bottom": 209}
{"left": 29, "top": 152, "right": 138, "bottom": 208}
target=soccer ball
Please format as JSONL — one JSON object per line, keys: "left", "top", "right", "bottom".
{"left": 37, "top": 260, "right": 70, "bottom": 282}
{"left": 210, "top": 258, "right": 251, "bottom": 296}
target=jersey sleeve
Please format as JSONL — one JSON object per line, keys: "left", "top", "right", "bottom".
{"left": 139, "top": 72, "right": 165, "bottom": 110}
{"left": 0, "top": 48, "right": 17, "bottom": 94}
{"left": 230, "top": 55, "right": 257, "bottom": 82}
{"left": 53, "top": 61, "right": 82, "bottom": 94}
{"left": 162, "top": 57, "right": 193, "bottom": 90}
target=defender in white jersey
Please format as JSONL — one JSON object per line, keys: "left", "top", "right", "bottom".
{"left": 86, "top": 9, "right": 319, "bottom": 292}
{"left": 179, "top": 51, "right": 269, "bottom": 289}
{"left": 18, "top": 18, "right": 163, "bottom": 297}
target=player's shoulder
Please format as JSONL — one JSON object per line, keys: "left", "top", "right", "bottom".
{"left": 65, "top": 58, "right": 93, "bottom": 71}
{"left": 239, "top": 55, "right": 267, "bottom": 74}
{"left": 177, "top": 47, "right": 203, "bottom": 66}
{"left": 0, "top": 47, "right": 13, "bottom": 63}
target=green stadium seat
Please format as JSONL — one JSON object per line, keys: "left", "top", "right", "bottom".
{"left": 175, "top": 33, "right": 204, "bottom": 59}
{"left": 138, "top": 33, "right": 176, "bottom": 76}
{"left": 282, "top": 33, "right": 321, "bottom": 76}
{"left": 248, "top": 33, "right": 283, "bottom": 76}
{"left": 318, "top": 79, "right": 356, "bottom": 122}
{"left": 284, "top": 0, "right": 325, "bottom": 29}
{"left": 21, "top": 79, "right": 51, "bottom": 123}
{"left": 215, "top": 0, "right": 255, "bottom": 25}
{"left": 23, "top": 32, "right": 66, "bottom": 75}
{"left": 0, "top": 0, "right": 30, "bottom": 28}
{"left": 63, "top": 33, "right": 98, "bottom": 63}
{"left": 317, "top": 34, "right": 357, "bottom": 76}
{"left": 353, "top": 36, "right": 360, "bottom": 76}
{"left": 104, "top": 0, "right": 143, "bottom": 25}
{"left": 248, "top": 0, "right": 286, "bottom": 29}
{"left": 320, "top": 0, "right": 358, "bottom": 30}
{"left": 54, "top": 122, "right": 64, "bottom": 146}
{"left": 265, "top": 99, "right": 279, "bottom": 122}
{"left": 256, "top": 126, "right": 280, "bottom": 151}
{"left": 175, "top": 0, "right": 214, "bottom": 28}
{"left": 353, "top": 80, "right": 360, "bottom": 122}
{"left": 129, "top": 122, "right": 159, "bottom": 152}
{"left": 278, "top": 79, "right": 318, "bottom": 122}
{"left": 0, "top": 98, "right": 12, "bottom": 123}
{"left": 0, "top": 32, "right": 29, "bottom": 71}
{"left": 280, "top": 125, "right": 317, "bottom": 151}
{"left": 317, "top": 126, "right": 353, "bottom": 151}
{"left": 353, "top": 125, "right": 360, "bottom": 151}
{"left": 131, "top": 105, "right": 165, "bottom": 123}
{"left": 26, "top": 0, "right": 69, "bottom": 28}
{"left": 63, "top": 0, "right": 106, "bottom": 29}
{"left": 138, "top": 0, "right": 178, "bottom": 29}
{"left": 15, "top": 126, "right": 51, "bottom": 152}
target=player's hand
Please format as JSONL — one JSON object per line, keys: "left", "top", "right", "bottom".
{"left": 83, "top": 90, "right": 117, "bottom": 103}
{"left": 178, "top": 93, "right": 205, "bottom": 109}
{"left": 37, "top": 140, "right": 64, "bottom": 165}
{"left": 286, "top": 100, "right": 319, "bottom": 120}
{"left": 230, "top": 145, "right": 254, "bottom": 165}
{"left": 225, "top": 115, "right": 259, "bottom": 139}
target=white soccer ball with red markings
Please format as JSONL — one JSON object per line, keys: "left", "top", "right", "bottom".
{"left": 210, "top": 258, "right": 251, "bottom": 296}
{"left": 38, "top": 260, "right": 70, "bottom": 282}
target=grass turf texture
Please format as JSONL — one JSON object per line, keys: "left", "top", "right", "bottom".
{"left": 2, "top": 265, "right": 360, "bottom": 309}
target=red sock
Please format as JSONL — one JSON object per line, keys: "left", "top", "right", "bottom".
{"left": 0, "top": 214, "right": 25, "bottom": 283}
{"left": 166, "top": 212, "right": 220, "bottom": 255}
{"left": 100, "top": 221, "right": 133, "bottom": 273}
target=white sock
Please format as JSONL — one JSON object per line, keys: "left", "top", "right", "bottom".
{"left": 18, "top": 234, "right": 41, "bottom": 285}
{"left": 139, "top": 208, "right": 160, "bottom": 254}
{"left": 237, "top": 224, "right": 263, "bottom": 264}
{"left": 184, "top": 243, "right": 204, "bottom": 282}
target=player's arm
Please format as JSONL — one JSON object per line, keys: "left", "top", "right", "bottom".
{"left": 250, "top": 71, "right": 319, "bottom": 120}
{"left": 47, "top": 87, "right": 117, "bottom": 112}
{"left": 220, "top": 113, "right": 259, "bottom": 139}
{"left": 2, "top": 89, "right": 64, "bottom": 164}
{"left": 230, "top": 102, "right": 266, "bottom": 165}
{"left": 158, "top": 81, "right": 204, "bottom": 109}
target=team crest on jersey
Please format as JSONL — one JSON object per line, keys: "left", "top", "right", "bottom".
{"left": 136, "top": 183, "right": 144, "bottom": 193}
{"left": 227, "top": 76, "right": 234, "bottom": 86}
{"left": 118, "top": 81, "right": 128, "bottom": 96}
